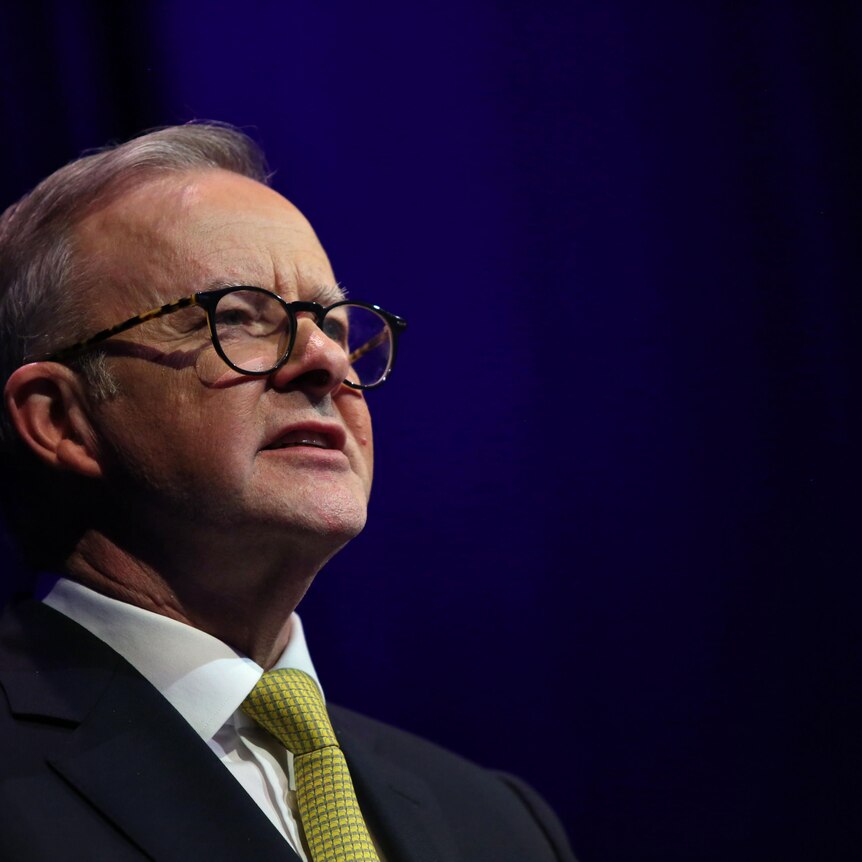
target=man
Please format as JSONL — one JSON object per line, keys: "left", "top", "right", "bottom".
{"left": 0, "top": 123, "right": 574, "bottom": 861}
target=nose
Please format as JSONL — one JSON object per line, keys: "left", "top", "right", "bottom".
{"left": 268, "top": 314, "right": 350, "bottom": 398}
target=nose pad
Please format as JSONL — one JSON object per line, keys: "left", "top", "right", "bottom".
{"left": 269, "top": 316, "right": 350, "bottom": 395}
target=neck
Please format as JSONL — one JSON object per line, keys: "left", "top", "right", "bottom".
{"left": 65, "top": 526, "right": 331, "bottom": 668}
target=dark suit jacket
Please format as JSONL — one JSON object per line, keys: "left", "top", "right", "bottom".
{"left": 0, "top": 600, "right": 575, "bottom": 861}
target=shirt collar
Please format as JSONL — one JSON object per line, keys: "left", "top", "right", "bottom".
{"left": 41, "top": 576, "right": 323, "bottom": 741}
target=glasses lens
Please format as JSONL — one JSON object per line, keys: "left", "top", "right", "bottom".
{"left": 336, "top": 304, "right": 393, "bottom": 387}
{"left": 213, "top": 289, "right": 291, "bottom": 373}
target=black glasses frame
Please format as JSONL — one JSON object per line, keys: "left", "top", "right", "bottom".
{"left": 42, "top": 286, "right": 407, "bottom": 390}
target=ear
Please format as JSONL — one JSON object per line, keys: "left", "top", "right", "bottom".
{"left": 4, "top": 362, "right": 104, "bottom": 479}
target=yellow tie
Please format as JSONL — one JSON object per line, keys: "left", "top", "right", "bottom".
{"left": 241, "top": 668, "right": 380, "bottom": 862}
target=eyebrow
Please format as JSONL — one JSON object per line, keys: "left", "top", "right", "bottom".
{"left": 315, "top": 281, "right": 349, "bottom": 304}
{"left": 198, "top": 281, "right": 348, "bottom": 305}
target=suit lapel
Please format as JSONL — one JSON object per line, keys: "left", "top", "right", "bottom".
{"left": 50, "top": 665, "right": 299, "bottom": 861}
{"left": 2, "top": 601, "right": 463, "bottom": 862}
{"left": 332, "top": 709, "right": 463, "bottom": 862}
{"left": 1, "top": 601, "right": 298, "bottom": 862}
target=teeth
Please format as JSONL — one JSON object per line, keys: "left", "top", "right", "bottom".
{"left": 268, "top": 431, "right": 331, "bottom": 450}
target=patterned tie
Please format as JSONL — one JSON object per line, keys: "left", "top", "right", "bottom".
{"left": 241, "top": 668, "right": 380, "bottom": 862}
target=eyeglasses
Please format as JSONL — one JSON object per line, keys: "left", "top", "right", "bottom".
{"left": 42, "top": 286, "right": 407, "bottom": 390}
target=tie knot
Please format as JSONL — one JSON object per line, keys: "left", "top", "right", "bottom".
{"left": 242, "top": 668, "right": 337, "bottom": 754}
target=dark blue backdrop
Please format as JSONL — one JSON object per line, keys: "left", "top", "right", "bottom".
{"left": 1, "top": 3, "right": 859, "bottom": 859}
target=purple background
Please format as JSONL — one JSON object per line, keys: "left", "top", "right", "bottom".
{"left": 1, "top": 3, "right": 860, "bottom": 859}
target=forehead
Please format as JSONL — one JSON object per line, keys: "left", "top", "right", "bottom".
{"left": 73, "top": 168, "right": 340, "bottom": 314}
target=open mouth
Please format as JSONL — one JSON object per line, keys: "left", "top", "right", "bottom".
{"left": 264, "top": 430, "right": 336, "bottom": 450}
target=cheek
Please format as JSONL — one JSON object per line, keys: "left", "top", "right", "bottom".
{"left": 360, "top": 422, "right": 374, "bottom": 489}
{"left": 98, "top": 371, "right": 260, "bottom": 486}
{"left": 194, "top": 345, "right": 274, "bottom": 386}
{"left": 184, "top": 390, "right": 260, "bottom": 468}
{"left": 354, "top": 407, "right": 373, "bottom": 453}
{"left": 340, "top": 392, "right": 373, "bottom": 480}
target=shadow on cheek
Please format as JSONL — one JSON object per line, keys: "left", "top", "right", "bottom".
{"left": 195, "top": 348, "right": 272, "bottom": 388}
{"left": 101, "top": 338, "right": 204, "bottom": 371}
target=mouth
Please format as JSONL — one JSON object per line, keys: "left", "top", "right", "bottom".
{"left": 262, "top": 424, "right": 347, "bottom": 452}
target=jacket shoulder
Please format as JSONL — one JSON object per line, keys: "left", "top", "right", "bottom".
{"left": 330, "top": 703, "right": 576, "bottom": 861}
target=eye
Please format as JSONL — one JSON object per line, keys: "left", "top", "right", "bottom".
{"left": 322, "top": 314, "right": 349, "bottom": 347}
{"left": 216, "top": 308, "right": 252, "bottom": 328}
{"left": 213, "top": 290, "right": 286, "bottom": 340}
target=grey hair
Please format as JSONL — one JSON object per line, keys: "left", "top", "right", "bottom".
{"left": 0, "top": 121, "right": 269, "bottom": 453}
{"left": 0, "top": 122, "right": 270, "bottom": 570}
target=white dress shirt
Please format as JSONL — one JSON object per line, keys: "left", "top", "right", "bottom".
{"left": 41, "top": 577, "right": 322, "bottom": 860}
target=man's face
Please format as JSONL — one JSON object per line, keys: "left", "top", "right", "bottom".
{"left": 73, "top": 169, "right": 374, "bottom": 555}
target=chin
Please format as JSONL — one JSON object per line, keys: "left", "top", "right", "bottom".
{"left": 310, "top": 494, "right": 368, "bottom": 540}
{"left": 257, "top": 482, "right": 369, "bottom": 544}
